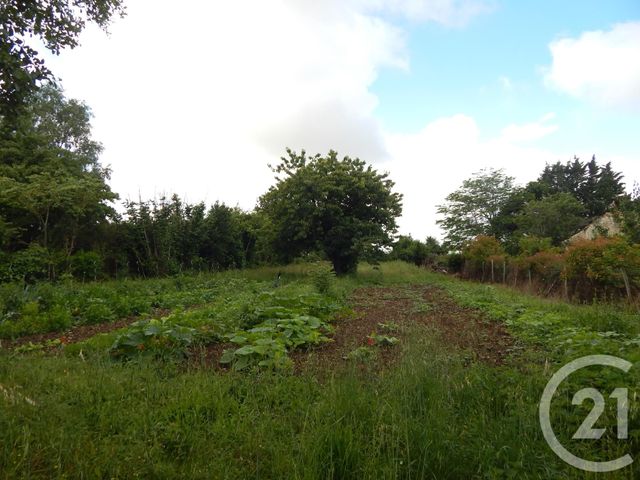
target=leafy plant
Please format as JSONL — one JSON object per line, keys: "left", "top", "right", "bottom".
{"left": 110, "top": 319, "right": 196, "bottom": 360}
{"left": 220, "top": 314, "right": 332, "bottom": 371}
{"left": 367, "top": 333, "right": 399, "bottom": 346}
{"left": 345, "top": 346, "right": 376, "bottom": 362}
{"left": 308, "top": 262, "right": 336, "bottom": 295}
{"left": 377, "top": 322, "right": 400, "bottom": 332}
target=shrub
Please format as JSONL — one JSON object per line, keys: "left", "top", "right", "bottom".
{"left": 446, "top": 253, "right": 465, "bottom": 273}
{"left": 0, "top": 245, "right": 51, "bottom": 282}
{"left": 70, "top": 251, "right": 104, "bottom": 281}
{"left": 566, "top": 237, "right": 640, "bottom": 300}
{"left": 308, "top": 262, "right": 336, "bottom": 295}
{"left": 463, "top": 236, "right": 505, "bottom": 280}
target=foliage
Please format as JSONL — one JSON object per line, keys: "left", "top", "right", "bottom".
{"left": 532, "top": 156, "right": 625, "bottom": 218}
{"left": 436, "top": 168, "right": 516, "bottom": 250}
{"left": 617, "top": 184, "right": 640, "bottom": 244}
{"left": 0, "top": 85, "right": 117, "bottom": 280}
{"left": 259, "top": 149, "right": 402, "bottom": 274}
{"left": 389, "top": 235, "right": 444, "bottom": 266}
{"left": 0, "top": 275, "right": 253, "bottom": 338}
{"left": 377, "top": 321, "right": 400, "bottom": 333}
{"left": 219, "top": 291, "right": 339, "bottom": 371}
{"left": 517, "top": 236, "right": 553, "bottom": 257}
{"left": 69, "top": 250, "right": 103, "bottom": 281}
{"left": 345, "top": 345, "right": 376, "bottom": 362}
{"left": 307, "top": 261, "right": 336, "bottom": 295}
{"left": 516, "top": 193, "right": 586, "bottom": 245}
{"left": 446, "top": 252, "right": 465, "bottom": 273}
{"left": 565, "top": 237, "right": 640, "bottom": 300}
{"left": 0, "top": 0, "right": 125, "bottom": 119}
{"left": 490, "top": 157, "right": 626, "bottom": 250}
{"left": 463, "top": 235, "right": 504, "bottom": 261}
{"left": 1, "top": 263, "right": 640, "bottom": 478}
{"left": 120, "top": 196, "right": 250, "bottom": 277}
{"left": 110, "top": 318, "right": 196, "bottom": 360}
{"left": 367, "top": 332, "right": 399, "bottom": 346}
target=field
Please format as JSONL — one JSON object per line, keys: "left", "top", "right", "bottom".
{"left": 1, "top": 262, "right": 639, "bottom": 479}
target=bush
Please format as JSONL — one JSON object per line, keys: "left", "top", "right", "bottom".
{"left": 308, "top": 262, "right": 336, "bottom": 295}
{"left": 566, "top": 237, "right": 640, "bottom": 300}
{"left": 0, "top": 245, "right": 51, "bottom": 283}
{"left": 462, "top": 236, "right": 505, "bottom": 280}
{"left": 446, "top": 253, "right": 465, "bottom": 273}
{"left": 70, "top": 251, "right": 104, "bottom": 281}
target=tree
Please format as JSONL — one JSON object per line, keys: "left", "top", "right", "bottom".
{"left": 436, "top": 168, "right": 516, "bottom": 250}
{"left": 617, "top": 183, "right": 640, "bottom": 244}
{"left": 390, "top": 235, "right": 444, "bottom": 266}
{"left": 530, "top": 156, "right": 624, "bottom": 218}
{"left": 258, "top": 149, "right": 403, "bottom": 274}
{"left": 515, "top": 193, "right": 586, "bottom": 245}
{"left": 0, "top": 84, "right": 116, "bottom": 268}
{"left": 0, "top": 0, "right": 125, "bottom": 120}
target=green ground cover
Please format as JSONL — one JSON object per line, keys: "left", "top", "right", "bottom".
{"left": 0, "top": 262, "right": 638, "bottom": 479}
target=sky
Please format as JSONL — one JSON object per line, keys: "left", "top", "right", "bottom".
{"left": 45, "top": 0, "right": 640, "bottom": 240}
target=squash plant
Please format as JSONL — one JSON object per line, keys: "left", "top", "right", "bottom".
{"left": 110, "top": 319, "right": 196, "bottom": 359}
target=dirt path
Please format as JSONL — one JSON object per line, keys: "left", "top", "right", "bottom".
{"left": 294, "top": 284, "right": 513, "bottom": 372}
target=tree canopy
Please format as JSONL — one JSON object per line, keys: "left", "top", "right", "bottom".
{"left": 258, "top": 149, "right": 403, "bottom": 274}
{"left": 0, "top": 0, "right": 125, "bottom": 119}
{"left": 436, "top": 168, "right": 516, "bottom": 250}
{"left": 0, "top": 84, "right": 116, "bottom": 256}
{"left": 515, "top": 193, "right": 586, "bottom": 245}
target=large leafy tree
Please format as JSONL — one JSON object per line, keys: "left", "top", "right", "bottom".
{"left": 0, "top": 84, "right": 116, "bottom": 258}
{"left": 0, "top": 0, "right": 125, "bottom": 120}
{"left": 515, "top": 193, "right": 586, "bottom": 245}
{"left": 436, "top": 168, "right": 516, "bottom": 250}
{"left": 258, "top": 149, "right": 403, "bottom": 274}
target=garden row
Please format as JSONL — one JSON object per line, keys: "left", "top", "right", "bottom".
{"left": 0, "top": 274, "right": 255, "bottom": 339}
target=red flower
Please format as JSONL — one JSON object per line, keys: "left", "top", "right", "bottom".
{"left": 367, "top": 336, "right": 375, "bottom": 346}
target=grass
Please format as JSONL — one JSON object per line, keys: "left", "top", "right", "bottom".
{"left": 0, "top": 262, "right": 639, "bottom": 478}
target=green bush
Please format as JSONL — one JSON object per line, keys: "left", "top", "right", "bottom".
{"left": 308, "top": 262, "right": 336, "bottom": 295}
{"left": 566, "top": 237, "right": 640, "bottom": 300}
{"left": 70, "top": 251, "right": 104, "bottom": 281}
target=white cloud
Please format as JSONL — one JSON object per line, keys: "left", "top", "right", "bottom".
{"left": 385, "top": 114, "right": 565, "bottom": 239}
{"left": 48, "top": 0, "right": 632, "bottom": 242}
{"left": 499, "top": 112, "right": 558, "bottom": 143}
{"left": 45, "top": 0, "right": 491, "bottom": 211}
{"left": 544, "top": 22, "right": 640, "bottom": 110}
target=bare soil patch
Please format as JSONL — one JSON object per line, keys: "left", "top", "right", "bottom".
{"left": 294, "top": 284, "right": 513, "bottom": 373}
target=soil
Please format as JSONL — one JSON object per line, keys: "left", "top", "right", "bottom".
{"left": 0, "top": 309, "right": 170, "bottom": 351}
{"left": 195, "top": 284, "right": 514, "bottom": 374}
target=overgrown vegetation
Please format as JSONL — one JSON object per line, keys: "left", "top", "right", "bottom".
{"left": 1, "top": 262, "right": 638, "bottom": 479}
{"left": 432, "top": 158, "right": 640, "bottom": 303}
